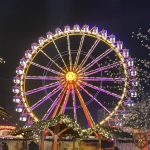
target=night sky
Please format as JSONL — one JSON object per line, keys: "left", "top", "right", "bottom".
{"left": 0, "top": 0, "right": 150, "bottom": 124}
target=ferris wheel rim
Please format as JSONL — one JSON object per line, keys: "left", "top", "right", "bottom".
{"left": 13, "top": 25, "right": 136, "bottom": 129}
{"left": 24, "top": 33, "right": 127, "bottom": 124}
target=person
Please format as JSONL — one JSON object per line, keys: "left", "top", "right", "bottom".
{"left": 20, "top": 141, "right": 26, "bottom": 150}
{"left": 114, "top": 146, "right": 119, "bottom": 150}
{"left": 28, "top": 141, "right": 39, "bottom": 150}
{"left": 0, "top": 142, "right": 2, "bottom": 150}
{"left": 2, "top": 142, "right": 9, "bottom": 150}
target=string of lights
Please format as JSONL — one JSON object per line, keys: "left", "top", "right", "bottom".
{"left": 123, "top": 28, "right": 150, "bottom": 131}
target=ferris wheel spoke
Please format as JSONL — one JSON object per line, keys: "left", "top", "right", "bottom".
{"left": 52, "top": 39, "right": 69, "bottom": 71}
{"left": 71, "top": 87, "right": 77, "bottom": 121}
{"left": 81, "top": 77, "right": 125, "bottom": 82}
{"left": 59, "top": 88, "right": 70, "bottom": 114}
{"left": 82, "top": 81, "right": 121, "bottom": 99}
{"left": 67, "top": 35, "right": 72, "bottom": 70}
{"left": 31, "top": 61, "right": 63, "bottom": 76}
{"left": 26, "top": 81, "right": 60, "bottom": 96}
{"left": 75, "top": 86, "right": 94, "bottom": 128}
{"left": 42, "top": 88, "right": 66, "bottom": 120}
{"left": 39, "top": 50, "right": 66, "bottom": 74}
{"left": 77, "top": 39, "right": 100, "bottom": 70}
{"left": 80, "top": 48, "right": 113, "bottom": 72}
{"left": 52, "top": 87, "right": 67, "bottom": 118}
{"left": 31, "top": 85, "right": 63, "bottom": 110}
{"left": 26, "top": 76, "right": 61, "bottom": 81}
{"left": 78, "top": 83, "right": 111, "bottom": 114}
{"left": 84, "top": 61, "right": 122, "bottom": 76}
{"left": 74, "top": 34, "right": 85, "bottom": 70}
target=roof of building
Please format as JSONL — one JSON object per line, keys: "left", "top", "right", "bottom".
{"left": 0, "top": 106, "right": 9, "bottom": 117}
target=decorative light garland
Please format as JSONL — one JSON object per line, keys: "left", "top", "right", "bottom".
{"left": 11, "top": 115, "right": 132, "bottom": 139}
{"left": 131, "top": 27, "right": 150, "bottom": 94}
{"left": 123, "top": 95, "right": 150, "bottom": 131}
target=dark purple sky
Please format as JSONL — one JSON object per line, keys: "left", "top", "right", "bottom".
{"left": 0, "top": 0, "right": 150, "bottom": 123}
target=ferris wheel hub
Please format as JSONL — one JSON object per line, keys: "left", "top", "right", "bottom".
{"left": 66, "top": 71, "right": 77, "bottom": 81}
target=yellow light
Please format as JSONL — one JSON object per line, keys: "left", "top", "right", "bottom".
{"left": 0, "top": 126, "right": 16, "bottom": 130}
{"left": 66, "top": 72, "right": 76, "bottom": 81}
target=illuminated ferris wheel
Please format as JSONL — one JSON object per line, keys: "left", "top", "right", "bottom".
{"left": 12, "top": 25, "right": 137, "bottom": 128}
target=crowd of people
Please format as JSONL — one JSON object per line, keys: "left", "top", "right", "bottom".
{"left": 0, "top": 142, "right": 9, "bottom": 150}
{"left": 0, "top": 141, "right": 39, "bottom": 150}
{"left": 0, "top": 141, "right": 120, "bottom": 149}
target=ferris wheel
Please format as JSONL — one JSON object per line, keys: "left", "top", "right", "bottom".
{"left": 12, "top": 25, "right": 137, "bottom": 129}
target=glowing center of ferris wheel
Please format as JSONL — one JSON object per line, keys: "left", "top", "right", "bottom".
{"left": 66, "top": 72, "right": 77, "bottom": 81}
